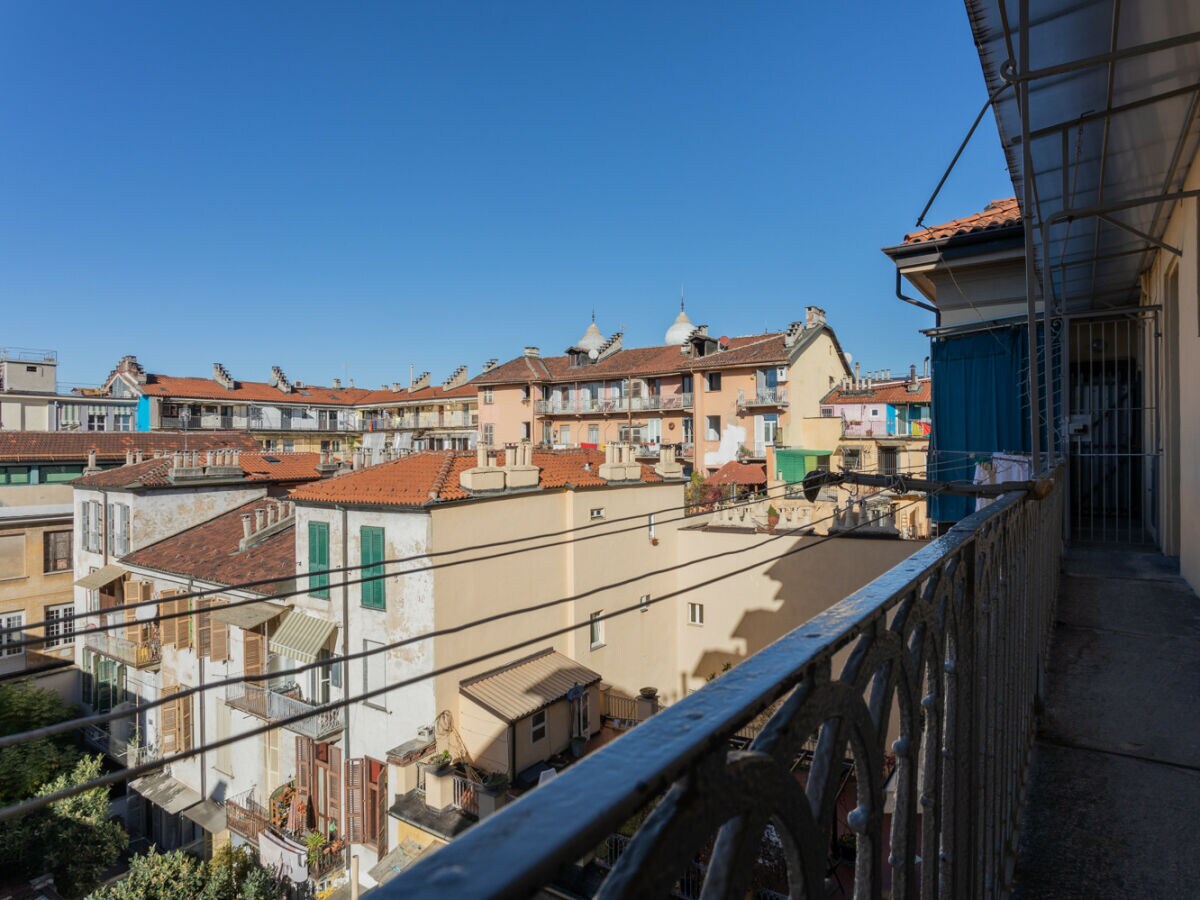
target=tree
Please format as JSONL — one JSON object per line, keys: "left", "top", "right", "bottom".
{"left": 4, "top": 754, "right": 128, "bottom": 898}
{"left": 88, "top": 848, "right": 206, "bottom": 900}
{"left": 0, "top": 679, "right": 83, "bottom": 804}
{"left": 200, "top": 844, "right": 282, "bottom": 900}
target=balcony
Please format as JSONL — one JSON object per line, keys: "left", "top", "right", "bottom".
{"left": 536, "top": 393, "right": 693, "bottom": 416}
{"left": 85, "top": 631, "right": 161, "bottom": 669}
{"left": 737, "top": 387, "right": 789, "bottom": 409}
{"left": 380, "top": 475, "right": 1075, "bottom": 898}
{"left": 83, "top": 724, "right": 160, "bottom": 767}
{"left": 225, "top": 681, "right": 344, "bottom": 741}
{"left": 842, "top": 419, "right": 932, "bottom": 439}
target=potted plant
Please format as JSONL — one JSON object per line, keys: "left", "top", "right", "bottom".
{"left": 766, "top": 504, "right": 780, "bottom": 533}
{"left": 428, "top": 749, "right": 452, "bottom": 773}
{"left": 306, "top": 831, "right": 327, "bottom": 868}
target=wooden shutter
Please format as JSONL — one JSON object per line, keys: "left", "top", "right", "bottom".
{"left": 209, "top": 601, "right": 228, "bottom": 662}
{"left": 244, "top": 631, "right": 264, "bottom": 677}
{"left": 295, "top": 736, "right": 313, "bottom": 801}
{"left": 196, "top": 598, "right": 212, "bottom": 658}
{"left": 375, "top": 763, "right": 388, "bottom": 853}
{"left": 178, "top": 691, "right": 192, "bottom": 752}
{"left": 158, "top": 590, "right": 179, "bottom": 646}
{"left": 125, "top": 582, "right": 153, "bottom": 641}
{"left": 175, "top": 595, "right": 192, "bottom": 650}
{"left": 345, "top": 757, "right": 364, "bottom": 843}
{"left": 160, "top": 683, "right": 179, "bottom": 754}
{"left": 328, "top": 745, "right": 342, "bottom": 838}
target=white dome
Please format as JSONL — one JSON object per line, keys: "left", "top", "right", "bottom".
{"left": 665, "top": 303, "right": 694, "bottom": 345}
{"left": 576, "top": 319, "right": 606, "bottom": 352}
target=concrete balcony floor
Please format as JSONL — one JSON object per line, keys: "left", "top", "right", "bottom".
{"left": 1014, "top": 548, "right": 1200, "bottom": 898}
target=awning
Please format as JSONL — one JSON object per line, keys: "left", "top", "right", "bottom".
{"left": 129, "top": 771, "right": 201, "bottom": 815}
{"left": 268, "top": 610, "right": 337, "bottom": 664}
{"left": 460, "top": 648, "right": 601, "bottom": 724}
{"left": 211, "top": 601, "right": 288, "bottom": 631}
{"left": 75, "top": 564, "right": 128, "bottom": 590}
{"left": 182, "top": 799, "right": 227, "bottom": 834}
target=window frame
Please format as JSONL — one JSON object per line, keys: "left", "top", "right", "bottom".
{"left": 705, "top": 372, "right": 722, "bottom": 392}
{"left": 589, "top": 611, "right": 604, "bottom": 650}
{"left": 363, "top": 639, "right": 387, "bottom": 711}
{"left": 1, "top": 612, "right": 24, "bottom": 656}
{"left": 308, "top": 521, "right": 330, "bottom": 599}
{"left": 530, "top": 708, "right": 547, "bottom": 743}
{"left": 360, "top": 526, "right": 386, "bottom": 610}
{"left": 43, "top": 603, "right": 75, "bottom": 648}
{"left": 688, "top": 602, "right": 705, "bottom": 626}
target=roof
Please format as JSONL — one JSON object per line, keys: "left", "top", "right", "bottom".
{"left": 129, "top": 771, "right": 201, "bottom": 815}
{"left": 74, "top": 451, "right": 323, "bottom": 489}
{"left": 706, "top": 461, "right": 767, "bottom": 487}
{"left": 356, "top": 380, "right": 480, "bottom": 407}
{"left": 134, "top": 373, "right": 374, "bottom": 406}
{"left": 822, "top": 377, "right": 932, "bottom": 406}
{"left": 472, "top": 327, "right": 839, "bottom": 386}
{"left": 459, "top": 648, "right": 601, "bottom": 723}
{"left": 210, "top": 600, "right": 288, "bottom": 630}
{"left": 120, "top": 500, "right": 296, "bottom": 594}
{"left": 289, "top": 448, "right": 663, "bottom": 509}
{"left": 0, "top": 431, "right": 260, "bottom": 463}
{"left": 901, "top": 198, "right": 1021, "bottom": 246}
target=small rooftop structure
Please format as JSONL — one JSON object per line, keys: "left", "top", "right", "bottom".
{"left": 459, "top": 649, "right": 602, "bottom": 723}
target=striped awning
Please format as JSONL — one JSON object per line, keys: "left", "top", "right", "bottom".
{"left": 268, "top": 611, "right": 337, "bottom": 665}
{"left": 75, "top": 564, "right": 128, "bottom": 590}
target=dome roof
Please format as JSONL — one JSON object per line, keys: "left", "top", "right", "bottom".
{"left": 576, "top": 318, "right": 606, "bottom": 353}
{"left": 665, "top": 303, "right": 694, "bottom": 345}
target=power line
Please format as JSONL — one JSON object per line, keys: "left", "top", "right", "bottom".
{"left": 0, "top": 488, "right": 941, "bottom": 824}
{"left": 0, "top": 483, "right": 907, "bottom": 749}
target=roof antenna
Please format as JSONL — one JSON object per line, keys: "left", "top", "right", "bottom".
{"left": 680, "top": 284, "right": 685, "bottom": 311}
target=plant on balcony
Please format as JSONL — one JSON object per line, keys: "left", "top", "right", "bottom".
{"left": 428, "top": 749, "right": 452, "bottom": 772}
{"left": 305, "top": 830, "right": 328, "bottom": 868}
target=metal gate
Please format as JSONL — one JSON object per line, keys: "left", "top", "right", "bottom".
{"left": 1065, "top": 309, "right": 1160, "bottom": 545}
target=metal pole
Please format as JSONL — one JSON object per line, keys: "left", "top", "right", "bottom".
{"left": 1041, "top": 222, "right": 1056, "bottom": 466}
{"left": 1020, "top": 0, "right": 1042, "bottom": 475}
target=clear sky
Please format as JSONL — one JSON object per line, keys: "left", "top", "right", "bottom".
{"left": 1, "top": 1, "right": 1013, "bottom": 391}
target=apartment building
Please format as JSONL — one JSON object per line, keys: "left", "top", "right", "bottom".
{"left": 474, "top": 305, "right": 851, "bottom": 473}
{"left": 818, "top": 364, "right": 931, "bottom": 475}
{"left": 0, "top": 347, "right": 136, "bottom": 432}
{"left": 100, "top": 356, "right": 483, "bottom": 454}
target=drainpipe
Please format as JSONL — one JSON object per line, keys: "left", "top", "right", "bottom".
{"left": 192, "top": 576, "right": 206, "bottom": 802}
{"left": 895, "top": 270, "right": 938, "bottom": 317}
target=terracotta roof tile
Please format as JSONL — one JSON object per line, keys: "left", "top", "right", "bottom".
{"left": 822, "top": 378, "right": 932, "bottom": 406}
{"left": 706, "top": 461, "right": 767, "bottom": 487}
{"left": 137, "top": 374, "right": 373, "bottom": 406}
{"left": 0, "top": 431, "right": 260, "bottom": 463}
{"left": 74, "top": 451, "right": 324, "bottom": 489}
{"left": 902, "top": 198, "right": 1020, "bottom": 245}
{"left": 289, "top": 448, "right": 663, "bottom": 508}
{"left": 356, "top": 381, "right": 480, "bottom": 406}
{"left": 121, "top": 500, "right": 296, "bottom": 594}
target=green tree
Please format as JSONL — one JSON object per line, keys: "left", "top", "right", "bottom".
{"left": 5, "top": 754, "right": 128, "bottom": 898}
{"left": 0, "top": 679, "right": 83, "bottom": 803}
{"left": 200, "top": 844, "right": 282, "bottom": 900}
{"left": 88, "top": 847, "right": 206, "bottom": 900}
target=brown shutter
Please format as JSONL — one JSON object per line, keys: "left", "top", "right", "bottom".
{"left": 196, "top": 598, "right": 212, "bottom": 658}
{"left": 295, "top": 735, "right": 313, "bottom": 802}
{"left": 125, "top": 582, "right": 153, "bottom": 642}
{"left": 160, "top": 683, "right": 179, "bottom": 755}
{"left": 175, "top": 595, "right": 192, "bottom": 650}
{"left": 209, "top": 601, "right": 228, "bottom": 663}
{"left": 345, "top": 757, "right": 364, "bottom": 843}
{"left": 244, "top": 631, "right": 264, "bottom": 677}
{"left": 375, "top": 763, "right": 388, "bottom": 852}
{"left": 328, "top": 744, "right": 342, "bottom": 838}
{"left": 159, "top": 590, "right": 179, "bottom": 646}
{"left": 178, "top": 691, "right": 192, "bottom": 752}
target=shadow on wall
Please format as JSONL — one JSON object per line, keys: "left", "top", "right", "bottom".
{"left": 689, "top": 536, "right": 923, "bottom": 686}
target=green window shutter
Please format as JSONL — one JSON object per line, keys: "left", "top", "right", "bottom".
{"left": 309, "top": 522, "right": 330, "bottom": 599}
{"left": 360, "top": 526, "right": 385, "bottom": 609}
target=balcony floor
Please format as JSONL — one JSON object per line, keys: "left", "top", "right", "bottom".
{"left": 1014, "top": 548, "right": 1200, "bottom": 898}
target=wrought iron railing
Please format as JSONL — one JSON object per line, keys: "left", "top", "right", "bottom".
{"left": 381, "top": 475, "right": 1064, "bottom": 898}
{"left": 738, "top": 387, "right": 789, "bottom": 408}
{"left": 225, "top": 681, "right": 344, "bottom": 740}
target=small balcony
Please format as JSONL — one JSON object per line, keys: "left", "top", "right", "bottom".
{"left": 842, "top": 418, "right": 931, "bottom": 439}
{"left": 226, "top": 786, "right": 347, "bottom": 881}
{"left": 736, "top": 387, "right": 789, "bottom": 409}
{"left": 84, "top": 724, "right": 160, "bottom": 768}
{"left": 85, "top": 631, "right": 161, "bottom": 669}
{"left": 225, "top": 681, "right": 344, "bottom": 741}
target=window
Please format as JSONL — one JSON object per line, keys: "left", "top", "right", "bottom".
{"left": 1, "top": 612, "right": 24, "bottom": 656}
{"left": 87, "top": 413, "right": 106, "bottom": 431}
{"left": 520, "top": 421, "right": 531, "bottom": 441}
{"left": 43, "top": 465, "right": 84, "bottom": 483}
{"left": 560, "top": 424, "right": 570, "bottom": 446}
{"left": 363, "top": 639, "right": 387, "bottom": 710}
{"left": 589, "top": 611, "right": 604, "bottom": 649}
{"left": 879, "top": 448, "right": 899, "bottom": 476}
{"left": 360, "top": 526, "right": 385, "bottom": 609}
{"left": 363, "top": 757, "right": 387, "bottom": 851}
{"left": 640, "top": 594, "right": 650, "bottom": 613}
{"left": 587, "top": 424, "right": 599, "bottom": 444}
{"left": 482, "top": 388, "right": 494, "bottom": 405}
{"left": 821, "top": 407, "right": 833, "bottom": 417}
{"left": 706, "top": 416, "right": 721, "bottom": 441}
{"left": 531, "top": 709, "right": 547, "bottom": 743}
{"left": 107, "top": 504, "right": 129, "bottom": 557}
{"left": 0, "top": 534, "right": 24, "bottom": 580}
{"left": 688, "top": 602, "right": 705, "bottom": 626}
{"left": 0, "top": 466, "right": 30, "bottom": 485}
{"left": 482, "top": 423, "right": 495, "bottom": 445}
{"left": 842, "top": 448, "right": 862, "bottom": 471}
{"left": 44, "top": 603, "right": 75, "bottom": 647}
{"left": 682, "top": 417, "right": 694, "bottom": 443}
{"left": 589, "top": 508, "right": 605, "bottom": 520}
{"left": 283, "top": 439, "right": 295, "bottom": 452}
{"left": 705, "top": 372, "right": 721, "bottom": 392}
{"left": 43, "top": 530, "right": 72, "bottom": 573}
{"left": 520, "top": 385, "right": 530, "bottom": 402}
{"left": 871, "top": 409, "right": 880, "bottom": 417}
{"left": 308, "top": 522, "right": 330, "bottom": 599}
{"left": 681, "top": 375, "right": 694, "bottom": 394}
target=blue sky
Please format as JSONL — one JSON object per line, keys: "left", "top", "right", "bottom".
{"left": 1, "top": 1, "right": 1013, "bottom": 390}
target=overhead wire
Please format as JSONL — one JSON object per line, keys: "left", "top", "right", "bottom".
{"left": 0, "top": 486, "right": 945, "bottom": 823}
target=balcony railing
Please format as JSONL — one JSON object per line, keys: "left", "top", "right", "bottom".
{"left": 842, "top": 419, "right": 932, "bottom": 439}
{"left": 381, "top": 475, "right": 1064, "bottom": 898}
{"left": 85, "top": 631, "right": 160, "bottom": 669}
{"left": 160, "top": 415, "right": 358, "bottom": 433}
{"left": 225, "top": 681, "right": 344, "bottom": 740}
{"left": 536, "top": 393, "right": 694, "bottom": 415}
{"left": 452, "top": 774, "right": 482, "bottom": 817}
{"left": 84, "top": 725, "right": 160, "bottom": 767}
{"left": 737, "top": 387, "right": 789, "bottom": 409}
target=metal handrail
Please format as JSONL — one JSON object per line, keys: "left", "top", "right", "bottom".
{"left": 225, "top": 681, "right": 344, "bottom": 740}
{"left": 379, "top": 474, "right": 1065, "bottom": 898}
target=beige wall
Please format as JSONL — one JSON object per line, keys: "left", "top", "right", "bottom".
{"left": 477, "top": 385, "right": 533, "bottom": 445}
{"left": 458, "top": 696, "right": 511, "bottom": 775}
{"left": 1, "top": 397, "right": 52, "bottom": 431}
{"left": 0, "top": 516, "right": 75, "bottom": 666}
{"left": 1143, "top": 146, "right": 1200, "bottom": 592}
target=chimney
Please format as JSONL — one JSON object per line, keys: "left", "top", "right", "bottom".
{"left": 409, "top": 372, "right": 430, "bottom": 391}
{"left": 503, "top": 440, "right": 540, "bottom": 489}
{"left": 213, "top": 362, "right": 235, "bottom": 390}
{"left": 391, "top": 382, "right": 402, "bottom": 392}
{"left": 348, "top": 379, "right": 355, "bottom": 388}
{"left": 270, "top": 366, "right": 292, "bottom": 393}
{"left": 242, "top": 514, "right": 253, "bottom": 539}
{"left": 783, "top": 321, "right": 805, "bottom": 348}
{"left": 923, "top": 356, "right": 930, "bottom": 378}
{"left": 600, "top": 442, "right": 639, "bottom": 482}
{"left": 134, "top": 449, "right": 143, "bottom": 464}
{"left": 125, "top": 450, "right": 134, "bottom": 465}
{"left": 523, "top": 347, "right": 540, "bottom": 358}
{"left": 442, "top": 365, "right": 469, "bottom": 389}
{"left": 805, "top": 306, "right": 827, "bottom": 329}
{"left": 332, "top": 378, "right": 342, "bottom": 389}
{"left": 481, "top": 358, "right": 498, "bottom": 373}
{"left": 255, "top": 508, "right": 266, "bottom": 531}
{"left": 461, "top": 443, "right": 506, "bottom": 492}
{"left": 84, "top": 449, "right": 99, "bottom": 473}
{"left": 854, "top": 361, "right": 861, "bottom": 380}
{"left": 654, "top": 444, "right": 683, "bottom": 480}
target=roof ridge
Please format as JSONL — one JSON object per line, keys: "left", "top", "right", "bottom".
{"left": 428, "top": 451, "right": 459, "bottom": 501}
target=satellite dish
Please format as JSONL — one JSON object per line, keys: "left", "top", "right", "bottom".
{"left": 802, "top": 470, "right": 827, "bottom": 504}
{"left": 588, "top": 348, "right": 599, "bottom": 360}
{"left": 718, "top": 336, "right": 730, "bottom": 350}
